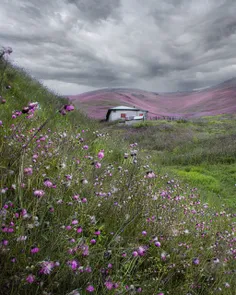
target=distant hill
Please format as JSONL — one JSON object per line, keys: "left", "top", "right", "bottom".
{"left": 67, "top": 78, "right": 236, "bottom": 119}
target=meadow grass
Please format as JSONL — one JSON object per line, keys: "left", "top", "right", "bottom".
{"left": 0, "top": 50, "right": 236, "bottom": 295}
{"left": 111, "top": 117, "right": 236, "bottom": 209}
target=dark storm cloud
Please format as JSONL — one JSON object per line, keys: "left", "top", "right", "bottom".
{"left": 0, "top": 0, "right": 236, "bottom": 94}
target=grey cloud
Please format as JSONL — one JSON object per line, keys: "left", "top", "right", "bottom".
{"left": 67, "top": 0, "right": 121, "bottom": 22}
{"left": 0, "top": 0, "right": 236, "bottom": 94}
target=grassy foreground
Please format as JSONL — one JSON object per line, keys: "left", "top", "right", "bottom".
{"left": 1, "top": 49, "right": 236, "bottom": 295}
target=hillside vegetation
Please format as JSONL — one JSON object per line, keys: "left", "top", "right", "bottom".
{"left": 107, "top": 117, "right": 236, "bottom": 209}
{"left": 0, "top": 49, "right": 236, "bottom": 295}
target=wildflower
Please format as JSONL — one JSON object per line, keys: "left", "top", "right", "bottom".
{"left": 86, "top": 285, "right": 95, "bottom": 292}
{"left": 30, "top": 246, "right": 40, "bottom": 254}
{"left": 213, "top": 258, "right": 220, "bottom": 264}
{"left": 137, "top": 246, "right": 147, "bottom": 256}
{"left": 77, "top": 226, "right": 83, "bottom": 233}
{"left": 44, "top": 179, "right": 53, "bottom": 187}
{"left": 142, "top": 231, "right": 147, "bottom": 236}
{"left": 105, "top": 281, "right": 113, "bottom": 290}
{"left": 26, "top": 274, "right": 35, "bottom": 284}
{"left": 90, "top": 239, "right": 96, "bottom": 245}
{"left": 34, "top": 190, "right": 45, "bottom": 198}
{"left": 132, "top": 251, "right": 139, "bottom": 257}
{"left": 0, "top": 120, "right": 2, "bottom": 126}
{"left": 64, "top": 105, "right": 75, "bottom": 112}
{"left": 39, "top": 261, "right": 55, "bottom": 275}
{"left": 65, "top": 174, "right": 72, "bottom": 180}
{"left": 95, "top": 162, "right": 101, "bottom": 169}
{"left": 83, "top": 145, "right": 89, "bottom": 150}
{"left": 24, "top": 167, "right": 33, "bottom": 175}
{"left": 94, "top": 229, "right": 101, "bottom": 236}
{"left": 68, "top": 259, "right": 79, "bottom": 270}
{"left": 155, "top": 241, "right": 161, "bottom": 247}
{"left": 192, "top": 258, "right": 200, "bottom": 265}
{"left": 145, "top": 171, "right": 156, "bottom": 178}
{"left": 161, "top": 252, "right": 167, "bottom": 261}
{"left": 81, "top": 244, "right": 89, "bottom": 256}
{"left": 2, "top": 239, "right": 8, "bottom": 246}
{"left": 17, "top": 236, "right": 27, "bottom": 242}
{"left": 98, "top": 150, "right": 104, "bottom": 159}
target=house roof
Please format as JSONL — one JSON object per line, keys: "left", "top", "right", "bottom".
{"left": 108, "top": 106, "right": 148, "bottom": 111}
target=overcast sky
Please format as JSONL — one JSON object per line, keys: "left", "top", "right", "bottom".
{"left": 0, "top": 0, "right": 236, "bottom": 95}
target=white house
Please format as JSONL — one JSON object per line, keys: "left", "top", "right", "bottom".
{"left": 106, "top": 106, "right": 148, "bottom": 122}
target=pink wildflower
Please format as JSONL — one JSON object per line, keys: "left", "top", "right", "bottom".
{"left": 105, "top": 281, "right": 113, "bottom": 290}
{"left": 94, "top": 230, "right": 101, "bottom": 236}
{"left": 24, "top": 167, "right": 33, "bottom": 175}
{"left": 26, "top": 274, "right": 35, "bottom": 284}
{"left": 132, "top": 251, "right": 138, "bottom": 257}
{"left": 64, "top": 105, "right": 75, "bottom": 112}
{"left": 95, "top": 162, "right": 101, "bottom": 169}
{"left": 81, "top": 244, "right": 89, "bottom": 256}
{"left": 137, "top": 246, "right": 147, "bottom": 256}
{"left": 34, "top": 190, "right": 45, "bottom": 198}
{"left": 68, "top": 260, "right": 79, "bottom": 270}
{"left": 86, "top": 285, "right": 95, "bottom": 292}
{"left": 155, "top": 241, "right": 161, "bottom": 247}
{"left": 97, "top": 150, "right": 104, "bottom": 159}
{"left": 39, "top": 261, "right": 55, "bottom": 275}
{"left": 2, "top": 239, "right": 8, "bottom": 246}
{"left": 90, "top": 239, "right": 96, "bottom": 245}
{"left": 77, "top": 226, "right": 83, "bottom": 233}
{"left": 44, "top": 179, "right": 53, "bottom": 187}
{"left": 30, "top": 246, "right": 40, "bottom": 254}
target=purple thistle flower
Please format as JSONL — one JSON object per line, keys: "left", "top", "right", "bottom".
{"left": 90, "top": 239, "right": 96, "bottom": 245}
{"left": 26, "top": 274, "right": 35, "bottom": 284}
{"left": 34, "top": 189, "right": 45, "bottom": 198}
{"left": 86, "top": 285, "right": 95, "bottom": 292}
{"left": 105, "top": 281, "right": 113, "bottom": 290}
{"left": 64, "top": 105, "right": 75, "bottom": 112}
{"left": 192, "top": 258, "right": 200, "bottom": 265}
{"left": 39, "top": 261, "right": 55, "bottom": 275}
{"left": 30, "top": 246, "right": 40, "bottom": 254}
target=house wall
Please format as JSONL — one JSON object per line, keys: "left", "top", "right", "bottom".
{"left": 108, "top": 110, "right": 148, "bottom": 121}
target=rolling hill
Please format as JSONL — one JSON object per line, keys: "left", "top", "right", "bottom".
{"left": 67, "top": 78, "right": 236, "bottom": 120}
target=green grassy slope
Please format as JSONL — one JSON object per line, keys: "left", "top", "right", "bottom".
{"left": 108, "top": 118, "right": 236, "bottom": 208}
{"left": 1, "top": 54, "right": 236, "bottom": 295}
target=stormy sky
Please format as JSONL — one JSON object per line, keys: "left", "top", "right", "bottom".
{"left": 0, "top": 0, "right": 236, "bottom": 95}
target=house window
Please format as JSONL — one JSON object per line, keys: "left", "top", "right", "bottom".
{"left": 121, "top": 113, "right": 126, "bottom": 118}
